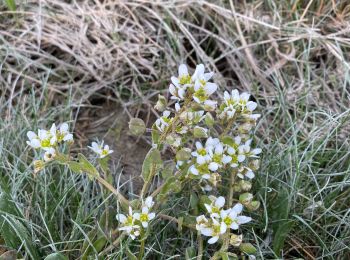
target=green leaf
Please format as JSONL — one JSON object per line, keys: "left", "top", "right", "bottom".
{"left": 161, "top": 161, "right": 175, "bottom": 179}
{"left": 221, "top": 136, "right": 235, "bottom": 147}
{"left": 141, "top": 148, "right": 162, "bottom": 181}
{"left": 126, "top": 245, "right": 137, "bottom": 260}
{"left": 44, "top": 253, "right": 68, "bottom": 260}
{"left": 239, "top": 243, "right": 257, "bottom": 254}
{"left": 78, "top": 153, "right": 99, "bottom": 179}
{"left": 151, "top": 124, "right": 160, "bottom": 145}
{"left": 67, "top": 161, "right": 82, "bottom": 174}
{"left": 185, "top": 247, "right": 196, "bottom": 260}
{"left": 128, "top": 118, "right": 146, "bottom": 136}
{"left": 270, "top": 189, "right": 293, "bottom": 256}
{"left": 0, "top": 194, "right": 40, "bottom": 259}
{"left": 5, "top": 0, "right": 16, "bottom": 11}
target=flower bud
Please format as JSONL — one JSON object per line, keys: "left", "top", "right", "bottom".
{"left": 176, "top": 148, "right": 191, "bottom": 161}
{"left": 204, "top": 112, "right": 214, "bottom": 127}
{"left": 129, "top": 118, "right": 146, "bottom": 136}
{"left": 230, "top": 234, "right": 243, "bottom": 247}
{"left": 154, "top": 94, "right": 167, "bottom": 112}
{"left": 246, "top": 200, "right": 260, "bottom": 211}
{"left": 239, "top": 193, "right": 253, "bottom": 205}
{"left": 233, "top": 184, "right": 242, "bottom": 192}
{"left": 239, "top": 243, "right": 257, "bottom": 254}
{"left": 249, "top": 159, "right": 260, "bottom": 171}
{"left": 239, "top": 180, "right": 252, "bottom": 191}
{"left": 193, "top": 126, "right": 208, "bottom": 138}
{"left": 166, "top": 134, "right": 181, "bottom": 147}
{"left": 34, "top": 160, "right": 45, "bottom": 174}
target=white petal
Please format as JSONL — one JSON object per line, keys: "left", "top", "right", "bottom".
{"left": 246, "top": 170, "right": 255, "bottom": 179}
{"left": 142, "top": 206, "right": 149, "bottom": 214}
{"left": 252, "top": 148, "right": 262, "bottom": 155}
{"left": 215, "top": 196, "right": 225, "bottom": 208}
{"left": 142, "top": 221, "right": 148, "bottom": 228}
{"left": 208, "top": 236, "right": 219, "bottom": 244}
{"left": 201, "top": 227, "right": 213, "bottom": 237}
{"left": 190, "top": 166, "right": 199, "bottom": 175}
{"left": 133, "top": 213, "right": 140, "bottom": 220}
{"left": 204, "top": 82, "right": 217, "bottom": 95}
{"left": 60, "top": 123, "right": 69, "bottom": 133}
{"left": 169, "top": 84, "right": 176, "bottom": 96}
{"left": 197, "top": 156, "right": 206, "bottom": 165}
{"left": 178, "top": 64, "right": 188, "bottom": 77}
{"left": 204, "top": 72, "right": 214, "bottom": 81}
{"left": 238, "top": 154, "right": 246, "bottom": 162}
{"left": 195, "top": 141, "right": 203, "bottom": 150}
{"left": 145, "top": 197, "right": 154, "bottom": 208}
{"left": 63, "top": 134, "right": 73, "bottom": 141}
{"left": 224, "top": 91, "right": 230, "bottom": 100}
{"left": 175, "top": 103, "right": 180, "bottom": 112}
{"left": 208, "top": 162, "right": 219, "bottom": 172}
{"left": 222, "top": 155, "right": 232, "bottom": 164}
{"left": 231, "top": 203, "right": 243, "bottom": 214}
{"left": 171, "top": 76, "right": 180, "bottom": 87}
{"left": 148, "top": 212, "right": 155, "bottom": 220}
{"left": 240, "top": 92, "right": 250, "bottom": 101}
{"left": 27, "top": 131, "right": 37, "bottom": 140}
{"left": 246, "top": 101, "right": 257, "bottom": 111}
{"left": 116, "top": 214, "right": 127, "bottom": 223}
{"left": 237, "top": 216, "right": 252, "bottom": 224}
{"left": 30, "top": 139, "right": 41, "bottom": 148}
{"left": 220, "top": 222, "right": 227, "bottom": 234}
{"left": 230, "top": 222, "right": 239, "bottom": 230}
{"left": 192, "top": 64, "right": 204, "bottom": 81}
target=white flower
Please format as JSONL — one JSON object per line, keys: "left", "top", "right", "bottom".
{"left": 43, "top": 147, "right": 56, "bottom": 162}
{"left": 222, "top": 89, "right": 257, "bottom": 114}
{"left": 191, "top": 141, "right": 211, "bottom": 165}
{"left": 88, "top": 141, "right": 113, "bottom": 158}
{"left": 144, "top": 196, "right": 155, "bottom": 209}
{"left": 204, "top": 196, "right": 226, "bottom": 218}
{"left": 237, "top": 166, "right": 255, "bottom": 179}
{"left": 192, "top": 64, "right": 218, "bottom": 104}
{"left": 133, "top": 206, "right": 156, "bottom": 228}
{"left": 26, "top": 129, "right": 54, "bottom": 150}
{"left": 57, "top": 122, "right": 73, "bottom": 142}
{"left": 116, "top": 207, "right": 140, "bottom": 240}
{"left": 169, "top": 64, "right": 191, "bottom": 100}
{"left": 220, "top": 203, "right": 252, "bottom": 230}
{"left": 199, "top": 218, "right": 227, "bottom": 244}
{"left": 155, "top": 110, "right": 172, "bottom": 132}
{"left": 196, "top": 215, "right": 209, "bottom": 231}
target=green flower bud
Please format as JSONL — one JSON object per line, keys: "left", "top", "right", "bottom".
{"left": 176, "top": 148, "right": 191, "bottom": 161}
{"left": 34, "top": 160, "right": 45, "bottom": 174}
{"left": 249, "top": 159, "right": 260, "bottom": 171}
{"left": 239, "top": 193, "right": 253, "bottom": 205}
{"left": 204, "top": 112, "right": 215, "bottom": 127}
{"left": 154, "top": 94, "right": 167, "bottom": 112}
{"left": 239, "top": 243, "right": 257, "bottom": 254}
{"left": 239, "top": 180, "right": 252, "bottom": 191}
{"left": 233, "top": 184, "right": 242, "bottom": 192}
{"left": 247, "top": 200, "right": 260, "bottom": 211}
{"left": 129, "top": 118, "right": 146, "bottom": 136}
{"left": 166, "top": 134, "right": 181, "bottom": 147}
{"left": 193, "top": 126, "right": 208, "bottom": 138}
{"left": 230, "top": 234, "right": 243, "bottom": 247}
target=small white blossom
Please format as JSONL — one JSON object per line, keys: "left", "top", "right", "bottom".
{"left": 169, "top": 64, "right": 191, "bottom": 100}
{"left": 155, "top": 110, "right": 172, "bottom": 132}
{"left": 204, "top": 196, "right": 226, "bottom": 218}
{"left": 116, "top": 207, "right": 140, "bottom": 240}
{"left": 220, "top": 203, "right": 252, "bottom": 230}
{"left": 199, "top": 217, "right": 227, "bottom": 244}
{"left": 43, "top": 147, "right": 56, "bottom": 162}
{"left": 88, "top": 141, "right": 113, "bottom": 158}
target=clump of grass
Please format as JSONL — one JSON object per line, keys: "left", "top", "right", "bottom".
{"left": 0, "top": 0, "right": 350, "bottom": 259}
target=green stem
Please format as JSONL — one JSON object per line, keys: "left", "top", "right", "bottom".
{"left": 138, "top": 239, "right": 145, "bottom": 260}
{"left": 197, "top": 232, "right": 203, "bottom": 260}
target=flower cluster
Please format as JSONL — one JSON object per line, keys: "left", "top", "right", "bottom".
{"left": 196, "top": 196, "right": 251, "bottom": 244}
{"left": 186, "top": 135, "right": 261, "bottom": 190}
{"left": 116, "top": 197, "right": 156, "bottom": 240}
{"left": 26, "top": 122, "right": 73, "bottom": 162}
{"left": 169, "top": 64, "right": 218, "bottom": 110}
